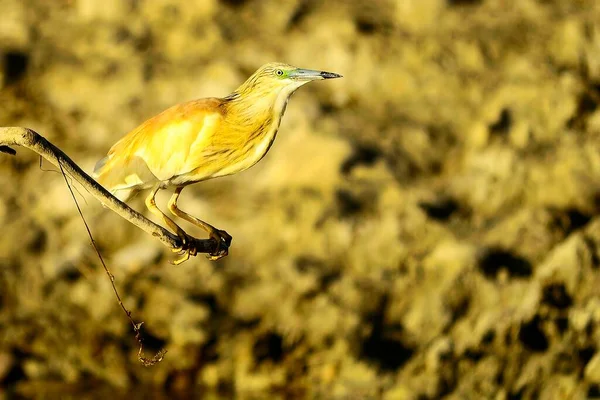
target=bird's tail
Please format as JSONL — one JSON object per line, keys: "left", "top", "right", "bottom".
{"left": 93, "top": 155, "right": 136, "bottom": 203}
{"left": 93, "top": 155, "right": 109, "bottom": 177}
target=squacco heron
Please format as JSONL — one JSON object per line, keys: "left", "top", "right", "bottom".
{"left": 94, "top": 62, "right": 342, "bottom": 264}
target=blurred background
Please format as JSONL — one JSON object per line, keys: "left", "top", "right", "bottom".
{"left": 1, "top": 0, "right": 600, "bottom": 398}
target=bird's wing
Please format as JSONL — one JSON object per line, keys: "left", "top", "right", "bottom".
{"left": 95, "top": 98, "right": 225, "bottom": 191}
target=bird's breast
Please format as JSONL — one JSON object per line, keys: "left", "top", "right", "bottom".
{"left": 210, "top": 115, "right": 282, "bottom": 178}
{"left": 169, "top": 95, "right": 290, "bottom": 186}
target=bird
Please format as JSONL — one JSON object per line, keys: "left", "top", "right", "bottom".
{"left": 93, "top": 62, "right": 342, "bottom": 264}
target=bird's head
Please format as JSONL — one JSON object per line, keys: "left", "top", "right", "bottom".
{"left": 232, "top": 62, "right": 342, "bottom": 99}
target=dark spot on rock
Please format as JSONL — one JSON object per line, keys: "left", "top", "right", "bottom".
{"left": 341, "top": 144, "right": 381, "bottom": 175}
{"left": 295, "top": 255, "right": 324, "bottom": 273}
{"left": 1, "top": 357, "right": 25, "bottom": 385}
{"left": 188, "top": 293, "right": 220, "bottom": 313}
{"left": 447, "top": 287, "right": 471, "bottom": 323}
{"left": 541, "top": 283, "right": 572, "bottom": 310}
{"left": 419, "top": 196, "right": 460, "bottom": 221}
{"left": 201, "top": 336, "right": 219, "bottom": 363}
{"left": 509, "top": 387, "right": 533, "bottom": 400}
{"left": 356, "top": 18, "right": 377, "bottom": 34}
{"left": 567, "top": 86, "right": 600, "bottom": 130}
{"left": 429, "top": 160, "right": 443, "bottom": 175}
{"left": 253, "top": 332, "right": 284, "bottom": 363}
{"left": 362, "top": 326, "right": 414, "bottom": 371}
{"left": 336, "top": 189, "right": 363, "bottom": 218}
{"left": 583, "top": 234, "right": 600, "bottom": 269}
{"left": 361, "top": 295, "right": 414, "bottom": 371}
{"left": 287, "top": 0, "right": 312, "bottom": 29}
{"left": 564, "top": 208, "right": 592, "bottom": 232}
{"left": 69, "top": 108, "right": 83, "bottom": 121}
{"left": 319, "top": 270, "right": 341, "bottom": 292}
{"left": 519, "top": 315, "right": 549, "bottom": 352}
{"left": 478, "top": 248, "right": 533, "bottom": 278}
{"left": 489, "top": 108, "right": 512, "bottom": 136}
{"left": 143, "top": 61, "right": 154, "bottom": 82}
{"left": 387, "top": 150, "right": 420, "bottom": 182}
{"left": 114, "top": 26, "right": 131, "bottom": 43}
{"left": 60, "top": 266, "right": 83, "bottom": 283}
{"left": 3, "top": 51, "right": 29, "bottom": 85}
{"left": 103, "top": 62, "right": 119, "bottom": 78}
{"left": 496, "top": 368, "right": 505, "bottom": 386}
{"left": 550, "top": 207, "right": 592, "bottom": 235}
{"left": 319, "top": 102, "right": 337, "bottom": 115}
{"left": 579, "top": 91, "right": 599, "bottom": 113}
{"left": 482, "top": 330, "right": 495, "bottom": 345}
{"left": 580, "top": 346, "right": 596, "bottom": 365}
{"left": 504, "top": 330, "right": 514, "bottom": 346}
{"left": 463, "top": 348, "right": 484, "bottom": 361}
{"left": 27, "top": 229, "right": 47, "bottom": 254}
{"left": 554, "top": 351, "right": 576, "bottom": 374}
{"left": 128, "top": 96, "right": 141, "bottom": 112}
{"left": 555, "top": 316, "right": 568, "bottom": 334}
{"left": 589, "top": 384, "right": 600, "bottom": 398}
{"left": 437, "top": 360, "right": 458, "bottom": 396}
{"left": 134, "top": 31, "right": 153, "bottom": 53}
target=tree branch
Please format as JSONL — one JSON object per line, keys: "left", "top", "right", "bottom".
{"left": 0, "top": 126, "right": 220, "bottom": 257}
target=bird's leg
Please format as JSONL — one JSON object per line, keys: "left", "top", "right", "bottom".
{"left": 145, "top": 184, "right": 197, "bottom": 265}
{"left": 167, "top": 187, "right": 232, "bottom": 261}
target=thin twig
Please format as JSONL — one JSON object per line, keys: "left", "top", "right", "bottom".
{"left": 57, "top": 159, "right": 166, "bottom": 366}
{"left": 40, "top": 156, "right": 88, "bottom": 205}
{"left": 0, "top": 126, "right": 220, "bottom": 255}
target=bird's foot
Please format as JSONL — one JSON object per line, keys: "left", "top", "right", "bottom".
{"left": 170, "top": 231, "right": 198, "bottom": 265}
{"left": 206, "top": 229, "right": 232, "bottom": 261}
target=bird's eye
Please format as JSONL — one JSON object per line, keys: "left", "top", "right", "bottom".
{"left": 275, "top": 69, "right": 284, "bottom": 76}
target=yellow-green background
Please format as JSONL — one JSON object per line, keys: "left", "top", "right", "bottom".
{"left": 1, "top": 0, "right": 600, "bottom": 398}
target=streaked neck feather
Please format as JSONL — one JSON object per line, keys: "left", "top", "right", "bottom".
{"left": 224, "top": 82, "right": 304, "bottom": 128}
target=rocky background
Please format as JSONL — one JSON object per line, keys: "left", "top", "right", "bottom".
{"left": 1, "top": 0, "right": 600, "bottom": 398}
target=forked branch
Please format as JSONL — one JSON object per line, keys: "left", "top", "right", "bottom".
{"left": 0, "top": 126, "right": 219, "bottom": 255}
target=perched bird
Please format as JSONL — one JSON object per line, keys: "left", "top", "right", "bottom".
{"left": 94, "top": 62, "right": 342, "bottom": 264}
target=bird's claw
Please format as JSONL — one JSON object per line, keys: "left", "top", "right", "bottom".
{"left": 170, "top": 232, "right": 198, "bottom": 265}
{"left": 207, "top": 229, "right": 232, "bottom": 261}
{"left": 169, "top": 229, "right": 231, "bottom": 263}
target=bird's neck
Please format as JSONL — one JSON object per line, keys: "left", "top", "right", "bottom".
{"left": 223, "top": 84, "right": 301, "bottom": 132}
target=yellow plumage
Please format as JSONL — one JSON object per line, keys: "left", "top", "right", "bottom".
{"left": 94, "top": 62, "right": 341, "bottom": 263}
{"left": 95, "top": 99, "right": 225, "bottom": 197}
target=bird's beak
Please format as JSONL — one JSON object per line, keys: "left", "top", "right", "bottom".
{"left": 290, "top": 68, "right": 343, "bottom": 81}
